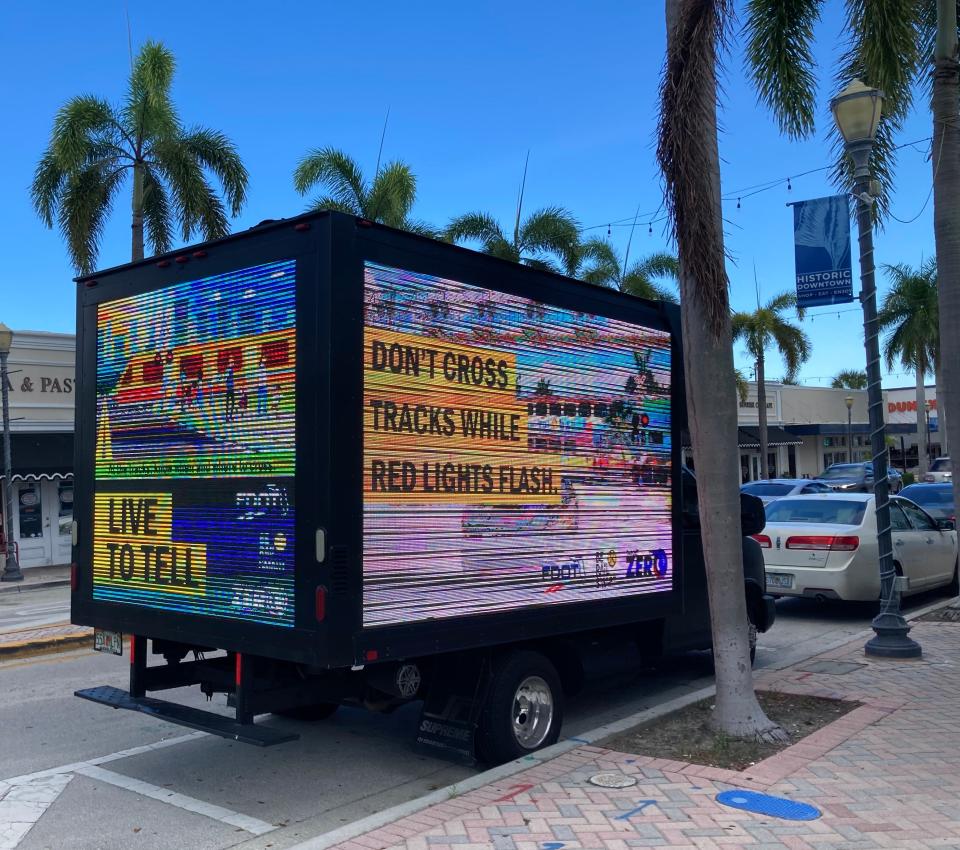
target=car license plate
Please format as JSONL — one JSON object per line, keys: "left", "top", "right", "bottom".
{"left": 767, "top": 573, "right": 793, "bottom": 589}
{"left": 94, "top": 629, "right": 123, "bottom": 656}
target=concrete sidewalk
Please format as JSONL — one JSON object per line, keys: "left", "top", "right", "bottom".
{"left": 0, "top": 562, "right": 71, "bottom": 593}
{"left": 308, "top": 616, "right": 960, "bottom": 850}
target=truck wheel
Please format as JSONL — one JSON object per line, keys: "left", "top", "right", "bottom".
{"left": 478, "top": 651, "right": 563, "bottom": 765}
{"left": 273, "top": 702, "right": 339, "bottom": 721}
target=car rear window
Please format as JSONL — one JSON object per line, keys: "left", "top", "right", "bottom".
{"left": 818, "top": 465, "right": 864, "bottom": 480}
{"left": 742, "top": 483, "right": 794, "bottom": 497}
{"left": 900, "top": 486, "right": 954, "bottom": 508}
{"left": 930, "top": 458, "right": 951, "bottom": 472}
{"left": 764, "top": 499, "right": 867, "bottom": 525}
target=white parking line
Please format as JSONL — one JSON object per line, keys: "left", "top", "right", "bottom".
{"left": 75, "top": 765, "right": 275, "bottom": 836}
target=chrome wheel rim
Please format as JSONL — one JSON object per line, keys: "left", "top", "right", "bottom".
{"left": 512, "top": 675, "right": 553, "bottom": 749}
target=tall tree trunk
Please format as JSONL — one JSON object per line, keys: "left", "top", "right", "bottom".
{"left": 932, "top": 0, "right": 960, "bottom": 519}
{"left": 131, "top": 162, "right": 145, "bottom": 262}
{"left": 662, "top": 0, "right": 783, "bottom": 741}
{"left": 756, "top": 354, "right": 769, "bottom": 479}
{"left": 935, "top": 361, "right": 948, "bottom": 456}
{"left": 915, "top": 364, "right": 929, "bottom": 477}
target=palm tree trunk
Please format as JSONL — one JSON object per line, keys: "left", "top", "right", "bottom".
{"left": 131, "top": 162, "right": 145, "bottom": 262}
{"left": 756, "top": 354, "right": 769, "bottom": 479}
{"left": 933, "top": 0, "right": 960, "bottom": 503}
{"left": 915, "top": 364, "right": 929, "bottom": 477}
{"left": 663, "top": 0, "right": 783, "bottom": 742}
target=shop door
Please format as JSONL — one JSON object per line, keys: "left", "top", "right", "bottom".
{"left": 52, "top": 480, "right": 73, "bottom": 564}
{"left": 13, "top": 482, "right": 52, "bottom": 567}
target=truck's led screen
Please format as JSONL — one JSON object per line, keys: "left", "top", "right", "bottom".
{"left": 362, "top": 262, "right": 673, "bottom": 627}
{"left": 92, "top": 261, "right": 296, "bottom": 627}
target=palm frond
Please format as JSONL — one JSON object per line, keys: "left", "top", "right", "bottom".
{"left": 125, "top": 41, "right": 179, "bottom": 143}
{"left": 519, "top": 206, "right": 580, "bottom": 263}
{"left": 367, "top": 160, "right": 416, "bottom": 226}
{"left": 763, "top": 290, "right": 797, "bottom": 314}
{"left": 444, "top": 212, "right": 505, "bottom": 246}
{"left": 575, "top": 237, "right": 620, "bottom": 284}
{"left": 743, "top": 0, "right": 821, "bottom": 139}
{"left": 179, "top": 126, "right": 247, "bottom": 216}
{"left": 31, "top": 151, "right": 68, "bottom": 227}
{"left": 293, "top": 147, "right": 366, "bottom": 213}
{"left": 521, "top": 257, "right": 560, "bottom": 273}
{"left": 309, "top": 196, "right": 362, "bottom": 215}
{"left": 734, "top": 367, "right": 750, "bottom": 404}
{"left": 151, "top": 137, "right": 213, "bottom": 241}
{"left": 141, "top": 165, "right": 173, "bottom": 255}
{"left": 831, "top": 368, "right": 867, "bottom": 389}
{"left": 769, "top": 320, "right": 811, "bottom": 380}
{"left": 631, "top": 251, "right": 680, "bottom": 281}
{"left": 621, "top": 272, "right": 678, "bottom": 302}
{"left": 828, "top": 0, "right": 924, "bottom": 219}
{"left": 403, "top": 219, "right": 438, "bottom": 238}
{"left": 58, "top": 162, "right": 125, "bottom": 274}
{"left": 50, "top": 96, "right": 124, "bottom": 172}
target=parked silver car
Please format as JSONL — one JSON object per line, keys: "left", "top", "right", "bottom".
{"left": 923, "top": 457, "right": 952, "bottom": 484}
{"left": 815, "top": 462, "right": 902, "bottom": 494}
{"left": 741, "top": 478, "right": 832, "bottom": 506}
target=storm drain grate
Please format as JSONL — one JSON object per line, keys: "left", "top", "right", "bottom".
{"left": 716, "top": 789, "right": 820, "bottom": 821}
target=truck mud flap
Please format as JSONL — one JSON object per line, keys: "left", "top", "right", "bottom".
{"left": 75, "top": 686, "right": 299, "bottom": 747}
{"left": 415, "top": 654, "right": 491, "bottom": 765}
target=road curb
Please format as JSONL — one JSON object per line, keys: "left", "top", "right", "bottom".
{"left": 286, "top": 594, "right": 960, "bottom": 850}
{"left": 0, "top": 579, "right": 71, "bottom": 595}
{"left": 0, "top": 631, "right": 92, "bottom": 659}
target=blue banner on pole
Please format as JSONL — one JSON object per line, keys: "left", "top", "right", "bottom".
{"left": 793, "top": 195, "right": 853, "bottom": 307}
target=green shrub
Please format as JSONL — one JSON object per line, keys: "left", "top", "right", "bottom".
{"left": 902, "top": 472, "right": 915, "bottom": 486}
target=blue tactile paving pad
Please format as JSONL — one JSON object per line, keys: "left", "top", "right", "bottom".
{"left": 716, "top": 789, "right": 821, "bottom": 820}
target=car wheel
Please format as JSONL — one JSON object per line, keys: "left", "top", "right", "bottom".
{"left": 477, "top": 650, "right": 563, "bottom": 765}
{"left": 948, "top": 559, "right": 959, "bottom": 598}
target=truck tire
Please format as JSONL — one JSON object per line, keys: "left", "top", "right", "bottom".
{"left": 273, "top": 702, "right": 339, "bottom": 721}
{"left": 477, "top": 650, "right": 563, "bottom": 765}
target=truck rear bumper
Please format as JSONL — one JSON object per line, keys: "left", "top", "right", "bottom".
{"left": 75, "top": 685, "right": 298, "bottom": 747}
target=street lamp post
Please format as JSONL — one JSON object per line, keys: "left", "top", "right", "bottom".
{"left": 845, "top": 395, "right": 854, "bottom": 463}
{"left": 0, "top": 323, "right": 22, "bottom": 582}
{"left": 831, "top": 80, "right": 920, "bottom": 658}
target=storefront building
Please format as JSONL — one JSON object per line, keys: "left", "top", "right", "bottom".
{"left": 1, "top": 330, "right": 75, "bottom": 569}
{"left": 883, "top": 384, "right": 943, "bottom": 470}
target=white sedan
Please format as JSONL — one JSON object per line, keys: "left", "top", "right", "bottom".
{"left": 753, "top": 493, "right": 958, "bottom": 602}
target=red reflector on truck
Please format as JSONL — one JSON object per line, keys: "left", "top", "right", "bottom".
{"left": 785, "top": 535, "right": 860, "bottom": 551}
{"left": 315, "top": 586, "right": 327, "bottom": 622}
{"left": 751, "top": 534, "right": 772, "bottom": 548}
{"left": 365, "top": 649, "right": 379, "bottom": 662}
{"left": 70, "top": 562, "right": 78, "bottom": 591}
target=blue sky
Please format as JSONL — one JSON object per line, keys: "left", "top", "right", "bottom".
{"left": 0, "top": 2, "right": 936, "bottom": 388}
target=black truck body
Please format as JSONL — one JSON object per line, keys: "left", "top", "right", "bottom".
{"left": 71, "top": 212, "right": 773, "bottom": 761}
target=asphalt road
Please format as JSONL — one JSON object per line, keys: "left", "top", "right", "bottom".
{"left": 0, "top": 585, "right": 72, "bottom": 633}
{"left": 0, "top": 591, "right": 947, "bottom": 850}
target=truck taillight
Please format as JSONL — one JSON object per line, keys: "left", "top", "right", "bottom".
{"left": 751, "top": 534, "right": 772, "bottom": 548}
{"left": 315, "top": 586, "right": 327, "bottom": 622}
{"left": 786, "top": 535, "right": 859, "bottom": 551}
{"left": 70, "top": 562, "right": 78, "bottom": 591}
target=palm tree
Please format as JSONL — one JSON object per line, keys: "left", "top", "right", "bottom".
{"left": 293, "top": 147, "right": 433, "bottom": 235}
{"left": 567, "top": 239, "right": 680, "bottom": 301}
{"left": 878, "top": 260, "right": 940, "bottom": 475}
{"left": 732, "top": 293, "right": 811, "bottom": 481}
{"left": 742, "top": 0, "right": 960, "bottom": 529}
{"left": 735, "top": 368, "right": 749, "bottom": 404}
{"left": 443, "top": 206, "right": 579, "bottom": 272}
{"left": 831, "top": 369, "right": 868, "bottom": 390}
{"left": 659, "top": 0, "right": 785, "bottom": 742}
{"left": 32, "top": 41, "right": 247, "bottom": 274}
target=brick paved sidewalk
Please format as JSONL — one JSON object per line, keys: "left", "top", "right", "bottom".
{"left": 328, "top": 621, "right": 960, "bottom": 850}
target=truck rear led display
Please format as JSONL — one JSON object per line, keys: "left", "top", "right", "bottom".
{"left": 92, "top": 261, "right": 296, "bottom": 627}
{"left": 362, "top": 262, "right": 673, "bottom": 627}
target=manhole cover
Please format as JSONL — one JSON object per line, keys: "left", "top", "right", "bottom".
{"left": 716, "top": 789, "right": 820, "bottom": 821}
{"left": 589, "top": 772, "right": 637, "bottom": 788}
{"left": 799, "top": 660, "right": 866, "bottom": 675}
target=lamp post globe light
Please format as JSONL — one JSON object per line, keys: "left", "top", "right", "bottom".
{"left": 0, "top": 322, "right": 23, "bottom": 582}
{"left": 845, "top": 395, "right": 855, "bottom": 463}
{"left": 831, "top": 80, "right": 920, "bottom": 658}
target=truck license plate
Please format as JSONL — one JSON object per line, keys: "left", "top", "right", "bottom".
{"left": 767, "top": 573, "right": 793, "bottom": 589}
{"left": 94, "top": 629, "right": 123, "bottom": 656}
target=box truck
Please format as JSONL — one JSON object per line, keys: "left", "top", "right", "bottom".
{"left": 71, "top": 211, "right": 773, "bottom": 763}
